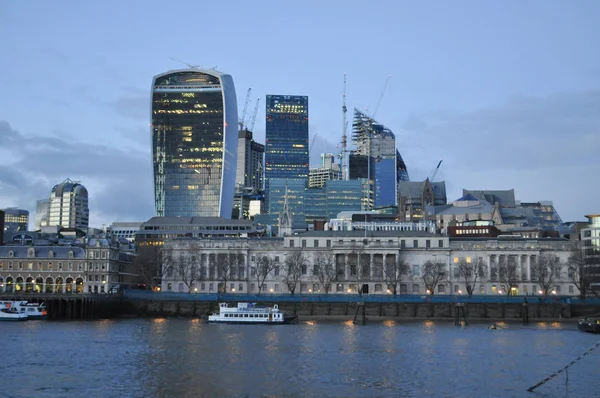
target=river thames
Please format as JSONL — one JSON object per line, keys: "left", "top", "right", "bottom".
{"left": 2, "top": 318, "right": 599, "bottom": 397}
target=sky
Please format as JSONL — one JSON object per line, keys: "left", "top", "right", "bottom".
{"left": 1, "top": 0, "right": 599, "bottom": 228}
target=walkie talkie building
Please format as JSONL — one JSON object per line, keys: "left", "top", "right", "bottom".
{"left": 151, "top": 69, "right": 238, "bottom": 218}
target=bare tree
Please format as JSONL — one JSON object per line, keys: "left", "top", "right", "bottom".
{"left": 384, "top": 252, "right": 409, "bottom": 295}
{"left": 497, "top": 257, "right": 520, "bottom": 296}
{"left": 215, "top": 253, "right": 235, "bottom": 293}
{"left": 133, "top": 245, "right": 161, "bottom": 289}
{"left": 567, "top": 243, "right": 599, "bottom": 299}
{"left": 532, "top": 253, "right": 563, "bottom": 298}
{"left": 422, "top": 260, "right": 446, "bottom": 296}
{"left": 161, "top": 244, "right": 203, "bottom": 293}
{"left": 456, "top": 257, "right": 486, "bottom": 297}
{"left": 313, "top": 251, "right": 336, "bottom": 294}
{"left": 283, "top": 251, "right": 307, "bottom": 294}
{"left": 254, "top": 255, "right": 276, "bottom": 295}
{"left": 349, "top": 241, "right": 371, "bottom": 295}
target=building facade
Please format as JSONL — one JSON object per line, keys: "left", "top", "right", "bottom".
{"left": 264, "top": 95, "right": 309, "bottom": 211}
{"left": 0, "top": 237, "right": 137, "bottom": 294}
{"left": 350, "top": 109, "right": 399, "bottom": 208}
{"left": 151, "top": 69, "right": 238, "bottom": 218}
{"left": 34, "top": 199, "right": 49, "bottom": 230}
{"left": 235, "top": 129, "right": 264, "bottom": 192}
{"left": 47, "top": 179, "right": 89, "bottom": 229}
{"left": 2, "top": 207, "right": 29, "bottom": 233}
{"left": 159, "top": 231, "right": 576, "bottom": 297}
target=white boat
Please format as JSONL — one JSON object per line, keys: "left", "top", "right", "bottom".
{"left": 208, "top": 302, "right": 297, "bottom": 324}
{"left": 0, "top": 301, "right": 47, "bottom": 320}
{"left": 0, "top": 304, "right": 28, "bottom": 321}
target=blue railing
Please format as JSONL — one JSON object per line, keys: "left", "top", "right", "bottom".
{"left": 122, "top": 289, "right": 600, "bottom": 305}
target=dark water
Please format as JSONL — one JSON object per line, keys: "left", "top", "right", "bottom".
{"left": 2, "top": 318, "right": 599, "bottom": 398}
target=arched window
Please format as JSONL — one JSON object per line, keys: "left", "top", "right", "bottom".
{"left": 45, "top": 277, "right": 54, "bottom": 293}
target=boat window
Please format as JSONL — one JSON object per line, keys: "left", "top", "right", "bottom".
{"left": 244, "top": 314, "right": 248, "bottom": 317}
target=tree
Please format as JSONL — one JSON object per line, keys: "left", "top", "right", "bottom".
{"left": 532, "top": 253, "right": 563, "bottom": 298}
{"left": 313, "top": 251, "right": 336, "bottom": 294}
{"left": 422, "top": 260, "right": 446, "bottom": 296}
{"left": 384, "top": 252, "right": 409, "bottom": 295}
{"left": 349, "top": 240, "right": 371, "bottom": 295}
{"left": 497, "top": 257, "right": 520, "bottom": 296}
{"left": 215, "top": 252, "right": 235, "bottom": 293}
{"left": 133, "top": 245, "right": 161, "bottom": 288}
{"left": 254, "top": 255, "right": 276, "bottom": 295}
{"left": 567, "top": 243, "right": 599, "bottom": 299}
{"left": 283, "top": 251, "right": 307, "bottom": 295}
{"left": 161, "top": 245, "right": 203, "bottom": 293}
{"left": 456, "top": 257, "right": 486, "bottom": 297}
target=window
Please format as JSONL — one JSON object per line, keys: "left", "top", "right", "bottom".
{"left": 480, "top": 285, "right": 485, "bottom": 294}
{"left": 302, "top": 240, "right": 306, "bottom": 248}
{"left": 274, "top": 266, "right": 279, "bottom": 276}
{"left": 426, "top": 240, "right": 431, "bottom": 248}
{"left": 301, "top": 263, "right": 307, "bottom": 275}
{"left": 28, "top": 262, "right": 33, "bottom": 270}
{"left": 374, "top": 284, "right": 382, "bottom": 292}
{"left": 412, "top": 284, "right": 420, "bottom": 294}
{"left": 209, "top": 283, "right": 214, "bottom": 291}
{"left": 239, "top": 284, "right": 243, "bottom": 292}
{"left": 326, "top": 240, "right": 331, "bottom": 248}
{"left": 400, "top": 240, "right": 406, "bottom": 248}
{"left": 413, "top": 240, "right": 418, "bottom": 248}
{"left": 250, "top": 283, "right": 255, "bottom": 292}
{"left": 413, "top": 264, "right": 419, "bottom": 277}
{"left": 454, "top": 285, "right": 459, "bottom": 293}
{"left": 314, "top": 240, "right": 319, "bottom": 248}
{"left": 400, "top": 284, "right": 407, "bottom": 294}
{"left": 438, "top": 240, "right": 443, "bottom": 248}
{"left": 336, "top": 283, "right": 344, "bottom": 292}
{"left": 569, "top": 285, "right": 574, "bottom": 294}
{"left": 251, "top": 256, "right": 255, "bottom": 262}
{"left": 275, "top": 256, "right": 280, "bottom": 262}
{"left": 290, "top": 240, "right": 294, "bottom": 247}
{"left": 438, "top": 285, "right": 445, "bottom": 293}
{"left": 201, "top": 283, "right": 206, "bottom": 291}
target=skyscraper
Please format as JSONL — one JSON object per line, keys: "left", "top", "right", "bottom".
{"left": 350, "top": 109, "right": 403, "bottom": 208}
{"left": 235, "top": 129, "right": 264, "bottom": 191}
{"left": 2, "top": 208, "right": 29, "bottom": 232}
{"left": 34, "top": 199, "right": 49, "bottom": 230}
{"left": 151, "top": 69, "right": 238, "bottom": 218}
{"left": 48, "top": 178, "right": 89, "bottom": 229}
{"left": 264, "top": 95, "right": 309, "bottom": 221}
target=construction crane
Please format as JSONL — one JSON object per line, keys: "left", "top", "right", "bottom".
{"left": 239, "top": 88, "right": 251, "bottom": 129}
{"left": 249, "top": 97, "right": 260, "bottom": 132}
{"left": 339, "top": 73, "right": 348, "bottom": 180}
{"left": 429, "top": 160, "right": 443, "bottom": 181}
{"left": 309, "top": 132, "right": 319, "bottom": 165}
{"left": 372, "top": 74, "right": 392, "bottom": 119}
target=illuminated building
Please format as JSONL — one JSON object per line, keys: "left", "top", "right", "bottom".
{"left": 2, "top": 208, "right": 29, "bottom": 233}
{"left": 264, "top": 95, "right": 309, "bottom": 213}
{"left": 34, "top": 199, "right": 49, "bottom": 230}
{"left": 48, "top": 179, "right": 89, "bottom": 229}
{"left": 151, "top": 69, "right": 238, "bottom": 218}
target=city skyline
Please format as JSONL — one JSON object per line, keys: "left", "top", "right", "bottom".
{"left": 1, "top": 1, "right": 599, "bottom": 227}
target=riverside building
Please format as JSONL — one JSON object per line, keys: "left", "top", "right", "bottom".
{"left": 159, "top": 231, "right": 576, "bottom": 297}
{"left": 151, "top": 69, "right": 238, "bottom": 218}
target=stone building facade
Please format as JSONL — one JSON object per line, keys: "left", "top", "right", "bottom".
{"left": 160, "top": 231, "right": 576, "bottom": 297}
{"left": 0, "top": 238, "right": 137, "bottom": 294}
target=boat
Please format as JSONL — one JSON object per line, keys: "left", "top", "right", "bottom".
{"left": 208, "top": 302, "right": 297, "bottom": 324}
{"left": 0, "top": 301, "right": 47, "bottom": 320}
{"left": 578, "top": 317, "right": 600, "bottom": 333}
{"left": 0, "top": 304, "right": 28, "bottom": 321}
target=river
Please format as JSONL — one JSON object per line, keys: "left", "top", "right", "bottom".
{"left": 2, "top": 318, "right": 599, "bottom": 397}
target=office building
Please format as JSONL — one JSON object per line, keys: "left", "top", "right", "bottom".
{"left": 236, "top": 129, "right": 264, "bottom": 192}
{"left": 47, "top": 178, "right": 89, "bottom": 229}
{"left": 309, "top": 153, "right": 341, "bottom": 188}
{"left": 264, "top": 95, "right": 309, "bottom": 212}
{"left": 2, "top": 208, "right": 29, "bottom": 233}
{"left": 34, "top": 199, "right": 49, "bottom": 230}
{"left": 151, "top": 69, "right": 238, "bottom": 218}
{"left": 349, "top": 109, "right": 400, "bottom": 209}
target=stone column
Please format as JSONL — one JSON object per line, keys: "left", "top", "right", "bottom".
{"left": 369, "top": 254, "right": 374, "bottom": 279}
{"left": 487, "top": 255, "right": 493, "bottom": 280}
{"left": 344, "top": 254, "right": 349, "bottom": 281}
{"left": 526, "top": 255, "right": 531, "bottom": 281}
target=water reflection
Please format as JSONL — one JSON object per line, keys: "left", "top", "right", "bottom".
{"left": 3, "top": 319, "right": 599, "bottom": 398}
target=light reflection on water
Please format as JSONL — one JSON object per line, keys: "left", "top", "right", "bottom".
{"left": 2, "top": 318, "right": 599, "bottom": 398}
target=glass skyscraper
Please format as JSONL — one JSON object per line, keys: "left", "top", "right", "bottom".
{"left": 151, "top": 69, "right": 238, "bottom": 218}
{"left": 350, "top": 109, "right": 406, "bottom": 208}
{"left": 264, "top": 95, "right": 309, "bottom": 212}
